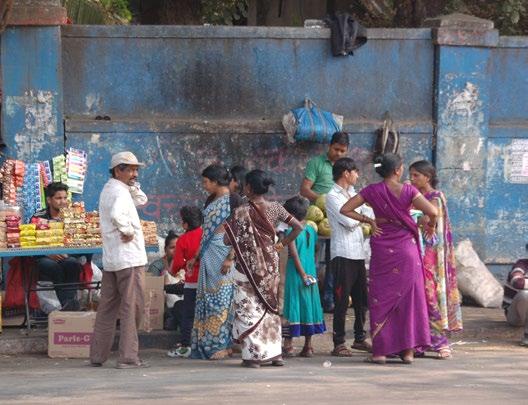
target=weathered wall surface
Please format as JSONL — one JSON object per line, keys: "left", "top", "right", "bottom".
{"left": 60, "top": 26, "right": 434, "bottom": 231}
{"left": 485, "top": 38, "right": 528, "bottom": 272}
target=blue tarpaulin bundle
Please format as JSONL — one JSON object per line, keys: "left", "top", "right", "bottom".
{"left": 282, "top": 99, "right": 343, "bottom": 144}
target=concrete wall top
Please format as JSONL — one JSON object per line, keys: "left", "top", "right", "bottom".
{"left": 62, "top": 25, "right": 432, "bottom": 40}
{"left": 61, "top": 25, "right": 434, "bottom": 124}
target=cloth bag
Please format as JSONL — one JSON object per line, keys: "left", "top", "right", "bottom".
{"left": 282, "top": 99, "right": 343, "bottom": 144}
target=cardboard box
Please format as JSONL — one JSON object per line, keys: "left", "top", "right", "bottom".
{"left": 48, "top": 311, "right": 96, "bottom": 358}
{"left": 140, "top": 275, "right": 165, "bottom": 332}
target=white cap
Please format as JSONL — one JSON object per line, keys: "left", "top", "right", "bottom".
{"left": 110, "top": 151, "right": 145, "bottom": 169}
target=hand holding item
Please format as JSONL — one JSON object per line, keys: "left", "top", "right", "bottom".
{"left": 423, "top": 222, "right": 437, "bottom": 242}
{"left": 274, "top": 241, "right": 284, "bottom": 252}
{"left": 221, "top": 258, "right": 233, "bottom": 275}
{"left": 303, "top": 275, "right": 317, "bottom": 287}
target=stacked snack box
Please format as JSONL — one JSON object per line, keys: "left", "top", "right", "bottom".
{"left": 19, "top": 224, "right": 37, "bottom": 248}
{"left": 84, "top": 211, "right": 102, "bottom": 247}
{"left": 141, "top": 221, "right": 158, "bottom": 246}
{"left": 0, "top": 160, "right": 25, "bottom": 206}
{"left": 61, "top": 202, "right": 101, "bottom": 247}
{"left": 61, "top": 202, "right": 87, "bottom": 247}
{"left": 0, "top": 205, "right": 22, "bottom": 250}
{"left": 28, "top": 220, "right": 64, "bottom": 248}
{"left": 5, "top": 213, "right": 22, "bottom": 249}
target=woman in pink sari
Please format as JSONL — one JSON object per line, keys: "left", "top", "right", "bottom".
{"left": 409, "top": 160, "right": 463, "bottom": 359}
{"left": 341, "top": 153, "right": 438, "bottom": 364}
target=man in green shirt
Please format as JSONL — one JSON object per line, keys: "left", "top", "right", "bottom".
{"left": 299, "top": 132, "right": 349, "bottom": 313}
{"left": 300, "top": 132, "right": 350, "bottom": 202}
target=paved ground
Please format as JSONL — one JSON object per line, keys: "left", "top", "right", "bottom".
{"left": 0, "top": 307, "right": 526, "bottom": 404}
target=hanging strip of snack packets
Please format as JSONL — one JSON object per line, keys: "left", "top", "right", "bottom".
{"left": 66, "top": 148, "right": 88, "bottom": 194}
{"left": 52, "top": 155, "right": 67, "bottom": 183}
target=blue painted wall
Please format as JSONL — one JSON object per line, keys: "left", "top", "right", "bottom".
{"left": 60, "top": 26, "right": 434, "bottom": 232}
{"left": 1, "top": 27, "right": 64, "bottom": 161}
{"left": 1, "top": 24, "right": 527, "bottom": 279}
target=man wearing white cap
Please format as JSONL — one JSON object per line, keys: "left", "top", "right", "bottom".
{"left": 90, "top": 151, "right": 150, "bottom": 369}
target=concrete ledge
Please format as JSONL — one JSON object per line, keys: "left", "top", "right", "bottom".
{"left": 65, "top": 118, "right": 433, "bottom": 135}
{"left": 425, "top": 13, "right": 499, "bottom": 47}
{"left": 0, "top": 328, "right": 177, "bottom": 355}
{"left": 7, "top": 2, "right": 67, "bottom": 26}
{"left": 61, "top": 25, "right": 432, "bottom": 41}
{"left": 498, "top": 36, "right": 528, "bottom": 48}
{"left": 489, "top": 121, "right": 528, "bottom": 138}
{"left": 433, "top": 28, "right": 499, "bottom": 47}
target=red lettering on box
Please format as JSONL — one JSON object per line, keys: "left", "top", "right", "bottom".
{"left": 54, "top": 332, "right": 93, "bottom": 345}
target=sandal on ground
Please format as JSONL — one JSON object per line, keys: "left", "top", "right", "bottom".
{"left": 271, "top": 358, "right": 285, "bottom": 366}
{"left": 351, "top": 340, "right": 372, "bottom": 352}
{"left": 282, "top": 346, "right": 295, "bottom": 358}
{"left": 209, "top": 349, "right": 230, "bottom": 360}
{"left": 299, "top": 347, "right": 314, "bottom": 358}
{"left": 437, "top": 347, "right": 452, "bottom": 360}
{"left": 242, "top": 360, "right": 260, "bottom": 368}
{"left": 363, "top": 355, "right": 386, "bottom": 365}
{"left": 331, "top": 344, "right": 354, "bottom": 357}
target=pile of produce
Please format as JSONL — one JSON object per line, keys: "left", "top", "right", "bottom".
{"left": 305, "top": 194, "right": 331, "bottom": 237}
{"left": 306, "top": 194, "right": 373, "bottom": 238}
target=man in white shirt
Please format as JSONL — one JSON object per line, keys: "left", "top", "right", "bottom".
{"left": 90, "top": 151, "right": 149, "bottom": 369}
{"left": 326, "top": 157, "right": 373, "bottom": 357}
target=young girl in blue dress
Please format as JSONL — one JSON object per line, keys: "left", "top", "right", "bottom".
{"left": 282, "top": 196, "right": 326, "bottom": 357}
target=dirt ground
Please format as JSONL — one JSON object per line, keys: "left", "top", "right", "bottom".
{"left": 0, "top": 307, "right": 526, "bottom": 404}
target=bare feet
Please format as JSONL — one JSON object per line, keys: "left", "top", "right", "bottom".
{"left": 400, "top": 349, "right": 414, "bottom": 364}
{"left": 437, "top": 347, "right": 452, "bottom": 359}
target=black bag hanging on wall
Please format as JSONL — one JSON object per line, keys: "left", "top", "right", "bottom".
{"left": 325, "top": 12, "right": 367, "bottom": 56}
{"left": 374, "top": 112, "right": 400, "bottom": 160}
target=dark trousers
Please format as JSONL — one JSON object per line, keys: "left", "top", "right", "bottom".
{"left": 332, "top": 257, "right": 368, "bottom": 345}
{"left": 179, "top": 288, "right": 197, "bottom": 347}
{"left": 36, "top": 257, "right": 82, "bottom": 308}
{"left": 321, "top": 239, "right": 334, "bottom": 309}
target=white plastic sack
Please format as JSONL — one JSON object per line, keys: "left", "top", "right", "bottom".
{"left": 36, "top": 281, "right": 62, "bottom": 314}
{"left": 164, "top": 271, "right": 183, "bottom": 308}
{"left": 454, "top": 239, "right": 503, "bottom": 308}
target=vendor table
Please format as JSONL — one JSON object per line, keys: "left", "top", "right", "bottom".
{"left": 0, "top": 245, "right": 159, "bottom": 332}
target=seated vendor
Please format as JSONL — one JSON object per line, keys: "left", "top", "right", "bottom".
{"left": 33, "top": 182, "right": 82, "bottom": 311}
{"left": 503, "top": 259, "right": 528, "bottom": 346}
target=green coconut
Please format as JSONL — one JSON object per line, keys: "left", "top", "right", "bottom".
{"left": 315, "top": 194, "right": 327, "bottom": 215}
{"left": 306, "top": 205, "right": 324, "bottom": 223}
{"left": 318, "top": 218, "right": 331, "bottom": 237}
{"left": 306, "top": 220, "right": 318, "bottom": 233}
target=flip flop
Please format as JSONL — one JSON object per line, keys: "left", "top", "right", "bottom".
{"left": 331, "top": 345, "right": 354, "bottom": 357}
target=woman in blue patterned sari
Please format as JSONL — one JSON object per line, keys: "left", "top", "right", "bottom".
{"left": 189, "top": 164, "right": 241, "bottom": 360}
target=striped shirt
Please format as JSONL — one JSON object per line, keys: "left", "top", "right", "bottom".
{"left": 503, "top": 259, "right": 528, "bottom": 310}
{"left": 326, "top": 183, "right": 374, "bottom": 261}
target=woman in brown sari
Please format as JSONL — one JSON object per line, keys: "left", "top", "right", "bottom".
{"left": 225, "top": 170, "right": 303, "bottom": 368}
